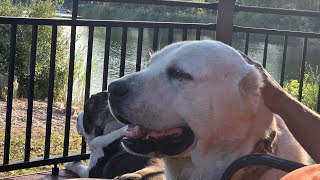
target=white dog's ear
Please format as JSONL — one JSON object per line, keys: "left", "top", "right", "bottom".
{"left": 239, "top": 65, "right": 264, "bottom": 111}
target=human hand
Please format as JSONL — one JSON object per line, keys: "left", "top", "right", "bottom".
{"left": 239, "top": 51, "right": 286, "bottom": 114}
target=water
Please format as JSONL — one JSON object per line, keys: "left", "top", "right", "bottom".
{"left": 66, "top": 27, "right": 320, "bottom": 97}
{"left": 233, "top": 33, "right": 320, "bottom": 83}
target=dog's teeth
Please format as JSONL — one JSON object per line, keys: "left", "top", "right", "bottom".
{"left": 124, "top": 125, "right": 147, "bottom": 139}
{"left": 147, "top": 128, "right": 182, "bottom": 139}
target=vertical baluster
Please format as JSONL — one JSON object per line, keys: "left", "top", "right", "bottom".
{"left": 25, "top": 25, "right": 38, "bottom": 162}
{"left": 81, "top": 26, "right": 94, "bottom": 154}
{"left": 153, "top": 27, "right": 159, "bottom": 51}
{"left": 262, "top": 34, "right": 269, "bottom": 68}
{"left": 3, "top": 24, "right": 17, "bottom": 165}
{"left": 280, "top": 35, "right": 288, "bottom": 87}
{"left": 298, "top": 37, "right": 308, "bottom": 101}
{"left": 63, "top": 25, "right": 76, "bottom": 157}
{"left": 102, "top": 27, "right": 111, "bottom": 91}
{"left": 182, "top": 28, "right": 187, "bottom": 41}
{"left": 84, "top": 26, "right": 94, "bottom": 103}
{"left": 317, "top": 81, "right": 320, "bottom": 113}
{"left": 168, "top": 28, "right": 173, "bottom": 45}
{"left": 63, "top": 0, "right": 79, "bottom": 156}
{"left": 196, "top": 29, "right": 201, "bottom": 40}
{"left": 244, "top": 32, "right": 250, "bottom": 55}
{"left": 120, "top": 27, "right": 128, "bottom": 77}
{"left": 44, "top": 25, "right": 58, "bottom": 159}
{"left": 136, "top": 27, "right": 144, "bottom": 72}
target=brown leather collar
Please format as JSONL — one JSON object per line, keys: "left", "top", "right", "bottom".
{"left": 234, "top": 130, "right": 278, "bottom": 180}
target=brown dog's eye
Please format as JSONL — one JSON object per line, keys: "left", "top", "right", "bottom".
{"left": 167, "top": 67, "right": 193, "bottom": 81}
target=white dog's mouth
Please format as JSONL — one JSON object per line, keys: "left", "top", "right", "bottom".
{"left": 122, "top": 124, "right": 195, "bottom": 157}
{"left": 124, "top": 124, "right": 183, "bottom": 139}
{"left": 109, "top": 97, "right": 195, "bottom": 156}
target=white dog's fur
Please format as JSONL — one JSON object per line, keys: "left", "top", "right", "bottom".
{"left": 109, "top": 40, "right": 312, "bottom": 180}
{"left": 65, "top": 125, "right": 126, "bottom": 178}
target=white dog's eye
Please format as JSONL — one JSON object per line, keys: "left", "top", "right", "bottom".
{"left": 167, "top": 67, "right": 193, "bottom": 81}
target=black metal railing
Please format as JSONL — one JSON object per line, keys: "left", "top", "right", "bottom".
{"left": 0, "top": 0, "right": 319, "bottom": 176}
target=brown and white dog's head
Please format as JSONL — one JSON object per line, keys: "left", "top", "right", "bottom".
{"left": 77, "top": 92, "right": 124, "bottom": 143}
{"left": 108, "top": 40, "right": 273, "bottom": 170}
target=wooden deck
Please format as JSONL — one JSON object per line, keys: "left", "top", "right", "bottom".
{"left": 1, "top": 170, "right": 79, "bottom": 180}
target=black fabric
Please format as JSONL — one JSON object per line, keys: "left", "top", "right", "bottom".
{"left": 88, "top": 138, "right": 150, "bottom": 178}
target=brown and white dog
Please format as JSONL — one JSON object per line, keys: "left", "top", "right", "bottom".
{"left": 65, "top": 92, "right": 164, "bottom": 179}
{"left": 108, "top": 40, "right": 313, "bottom": 180}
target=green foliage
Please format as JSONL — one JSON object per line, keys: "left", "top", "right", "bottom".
{"left": 301, "top": 65, "right": 320, "bottom": 111}
{"left": 0, "top": 0, "right": 69, "bottom": 101}
{"left": 78, "top": 2, "right": 215, "bottom": 23}
{"left": 0, "top": 0, "right": 24, "bottom": 16}
{"left": 0, "top": 0, "right": 23, "bottom": 74}
{"left": 284, "top": 79, "right": 300, "bottom": 98}
{"left": 28, "top": 0, "right": 58, "bottom": 17}
{"left": 284, "top": 65, "right": 320, "bottom": 111}
{"left": 234, "top": 12, "right": 310, "bottom": 31}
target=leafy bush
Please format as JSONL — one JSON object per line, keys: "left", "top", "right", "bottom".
{"left": 284, "top": 65, "right": 319, "bottom": 111}
{"left": 284, "top": 79, "right": 300, "bottom": 98}
{"left": 0, "top": 0, "right": 69, "bottom": 101}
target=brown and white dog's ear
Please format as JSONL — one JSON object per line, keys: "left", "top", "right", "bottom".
{"left": 239, "top": 65, "right": 264, "bottom": 112}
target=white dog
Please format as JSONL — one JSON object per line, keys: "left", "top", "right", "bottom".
{"left": 108, "top": 40, "right": 312, "bottom": 180}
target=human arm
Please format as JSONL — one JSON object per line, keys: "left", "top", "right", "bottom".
{"left": 241, "top": 52, "right": 320, "bottom": 163}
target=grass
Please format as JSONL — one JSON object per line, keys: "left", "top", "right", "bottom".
{"left": 0, "top": 127, "right": 83, "bottom": 177}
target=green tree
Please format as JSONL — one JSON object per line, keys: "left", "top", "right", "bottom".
{"left": 0, "top": 0, "right": 69, "bottom": 101}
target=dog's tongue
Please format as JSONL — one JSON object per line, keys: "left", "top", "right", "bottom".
{"left": 124, "top": 125, "right": 182, "bottom": 139}
{"left": 124, "top": 125, "right": 147, "bottom": 139}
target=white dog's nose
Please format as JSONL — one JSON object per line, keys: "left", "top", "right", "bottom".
{"left": 108, "top": 80, "right": 129, "bottom": 98}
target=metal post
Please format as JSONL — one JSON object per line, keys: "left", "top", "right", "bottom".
{"left": 72, "top": 0, "right": 79, "bottom": 20}
{"left": 216, "top": 0, "right": 236, "bottom": 45}
{"left": 52, "top": 164, "right": 59, "bottom": 176}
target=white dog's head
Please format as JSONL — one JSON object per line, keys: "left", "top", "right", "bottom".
{"left": 108, "top": 40, "right": 270, "bottom": 168}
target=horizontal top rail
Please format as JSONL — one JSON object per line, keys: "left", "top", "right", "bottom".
{"left": 235, "top": 5, "right": 320, "bottom": 18}
{"left": 0, "top": 16, "right": 216, "bottom": 29}
{"left": 80, "top": 0, "right": 219, "bottom": 10}
{"left": 234, "top": 26, "right": 320, "bottom": 38}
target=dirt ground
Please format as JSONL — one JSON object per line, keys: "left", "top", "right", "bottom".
{"left": 0, "top": 99, "right": 79, "bottom": 130}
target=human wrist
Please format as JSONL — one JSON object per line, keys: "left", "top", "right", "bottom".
{"left": 268, "top": 88, "right": 292, "bottom": 115}
{"left": 262, "top": 84, "right": 287, "bottom": 114}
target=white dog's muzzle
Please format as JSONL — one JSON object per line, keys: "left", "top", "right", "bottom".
{"left": 108, "top": 79, "right": 195, "bottom": 157}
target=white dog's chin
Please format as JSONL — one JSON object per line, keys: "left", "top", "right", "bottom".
{"left": 121, "top": 124, "right": 195, "bottom": 157}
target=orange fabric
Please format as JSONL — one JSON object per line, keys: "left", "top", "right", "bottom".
{"left": 280, "top": 164, "right": 320, "bottom": 180}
